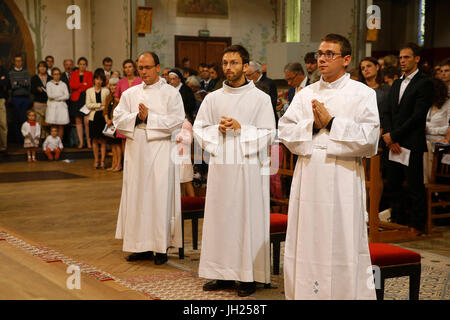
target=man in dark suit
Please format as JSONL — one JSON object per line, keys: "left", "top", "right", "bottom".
{"left": 61, "top": 59, "right": 73, "bottom": 89}
{"left": 382, "top": 42, "right": 433, "bottom": 233}
{"left": 246, "top": 61, "right": 279, "bottom": 125}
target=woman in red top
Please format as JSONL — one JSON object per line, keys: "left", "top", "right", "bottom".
{"left": 70, "top": 57, "right": 93, "bottom": 149}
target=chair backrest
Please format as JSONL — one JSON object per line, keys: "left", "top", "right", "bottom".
{"left": 430, "top": 144, "right": 450, "bottom": 184}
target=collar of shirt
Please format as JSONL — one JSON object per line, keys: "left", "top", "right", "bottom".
{"left": 299, "top": 76, "right": 308, "bottom": 90}
{"left": 14, "top": 67, "right": 23, "bottom": 72}
{"left": 202, "top": 78, "right": 211, "bottom": 84}
{"left": 256, "top": 74, "right": 263, "bottom": 83}
{"left": 223, "top": 79, "right": 253, "bottom": 94}
{"left": 142, "top": 77, "right": 163, "bottom": 90}
{"left": 400, "top": 68, "right": 419, "bottom": 83}
{"left": 319, "top": 73, "right": 350, "bottom": 90}
{"left": 176, "top": 83, "right": 183, "bottom": 91}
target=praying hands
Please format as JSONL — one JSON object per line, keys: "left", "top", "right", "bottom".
{"left": 138, "top": 103, "right": 148, "bottom": 121}
{"left": 312, "top": 99, "right": 332, "bottom": 129}
{"left": 219, "top": 116, "right": 241, "bottom": 134}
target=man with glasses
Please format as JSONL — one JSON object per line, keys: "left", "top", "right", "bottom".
{"left": 194, "top": 45, "right": 276, "bottom": 297}
{"left": 113, "top": 51, "right": 185, "bottom": 266}
{"left": 279, "top": 34, "right": 379, "bottom": 300}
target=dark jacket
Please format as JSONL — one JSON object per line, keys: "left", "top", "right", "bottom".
{"left": 258, "top": 74, "right": 278, "bottom": 125}
{"left": 179, "top": 83, "right": 197, "bottom": 123}
{"left": 31, "top": 74, "right": 52, "bottom": 103}
{"left": 61, "top": 71, "right": 72, "bottom": 91}
{"left": 382, "top": 71, "right": 433, "bottom": 152}
{"left": 0, "top": 66, "right": 9, "bottom": 100}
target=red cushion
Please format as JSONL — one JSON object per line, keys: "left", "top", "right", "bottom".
{"left": 181, "top": 196, "right": 205, "bottom": 211}
{"left": 369, "top": 243, "right": 421, "bottom": 267}
{"left": 270, "top": 213, "right": 288, "bottom": 233}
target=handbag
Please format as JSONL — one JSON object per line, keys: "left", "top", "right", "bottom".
{"left": 102, "top": 124, "right": 116, "bottom": 138}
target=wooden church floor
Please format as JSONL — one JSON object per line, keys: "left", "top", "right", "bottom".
{"left": 0, "top": 158, "right": 449, "bottom": 300}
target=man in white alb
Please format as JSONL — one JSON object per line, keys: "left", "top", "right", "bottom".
{"left": 113, "top": 52, "right": 185, "bottom": 265}
{"left": 193, "top": 45, "right": 276, "bottom": 297}
{"left": 279, "top": 34, "right": 379, "bottom": 300}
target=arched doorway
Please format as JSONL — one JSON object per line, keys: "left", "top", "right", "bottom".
{"left": 0, "top": 0, "right": 35, "bottom": 72}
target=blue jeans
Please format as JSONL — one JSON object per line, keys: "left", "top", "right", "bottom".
{"left": 12, "top": 96, "right": 31, "bottom": 143}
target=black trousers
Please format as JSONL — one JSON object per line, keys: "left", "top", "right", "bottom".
{"left": 386, "top": 150, "right": 427, "bottom": 231}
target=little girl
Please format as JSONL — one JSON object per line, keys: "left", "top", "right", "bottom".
{"left": 21, "top": 110, "right": 41, "bottom": 162}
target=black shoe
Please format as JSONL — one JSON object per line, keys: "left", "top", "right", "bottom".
{"left": 126, "top": 251, "right": 154, "bottom": 262}
{"left": 203, "top": 280, "right": 235, "bottom": 291}
{"left": 237, "top": 282, "right": 256, "bottom": 297}
{"left": 154, "top": 253, "right": 168, "bottom": 265}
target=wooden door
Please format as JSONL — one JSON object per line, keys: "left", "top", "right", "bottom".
{"left": 175, "top": 36, "right": 231, "bottom": 71}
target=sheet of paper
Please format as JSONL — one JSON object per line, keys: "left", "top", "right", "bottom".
{"left": 389, "top": 147, "right": 411, "bottom": 166}
{"left": 441, "top": 154, "right": 450, "bottom": 165}
{"left": 79, "top": 105, "right": 90, "bottom": 115}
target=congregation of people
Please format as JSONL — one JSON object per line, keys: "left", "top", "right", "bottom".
{"left": 0, "top": 35, "right": 449, "bottom": 299}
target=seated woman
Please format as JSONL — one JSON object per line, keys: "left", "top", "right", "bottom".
{"left": 86, "top": 69, "right": 110, "bottom": 169}
{"left": 424, "top": 78, "right": 450, "bottom": 182}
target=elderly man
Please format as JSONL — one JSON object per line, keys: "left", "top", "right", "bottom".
{"left": 279, "top": 34, "right": 379, "bottom": 300}
{"left": 113, "top": 51, "right": 185, "bottom": 265}
{"left": 246, "top": 61, "right": 278, "bottom": 125}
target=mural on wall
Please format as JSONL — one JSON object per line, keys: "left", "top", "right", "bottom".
{"left": 0, "top": 0, "right": 26, "bottom": 68}
{"left": 239, "top": 24, "right": 271, "bottom": 63}
{"left": 176, "top": 0, "right": 228, "bottom": 19}
{"left": 24, "top": 0, "right": 47, "bottom": 63}
{"left": 140, "top": 28, "right": 168, "bottom": 69}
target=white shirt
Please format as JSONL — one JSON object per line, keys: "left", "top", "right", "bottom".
{"left": 43, "top": 135, "right": 63, "bottom": 151}
{"left": 399, "top": 68, "right": 419, "bottom": 103}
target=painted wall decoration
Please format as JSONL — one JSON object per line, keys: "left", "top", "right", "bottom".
{"left": 24, "top": 0, "right": 47, "bottom": 62}
{"left": 0, "top": 0, "right": 26, "bottom": 68}
{"left": 176, "top": 0, "right": 229, "bottom": 19}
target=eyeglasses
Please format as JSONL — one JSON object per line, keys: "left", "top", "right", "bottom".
{"left": 314, "top": 51, "right": 343, "bottom": 61}
{"left": 138, "top": 65, "right": 157, "bottom": 71}
{"left": 245, "top": 71, "right": 256, "bottom": 78}
{"left": 285, "top": 73, "right": 299, "bottom": 82}
{"left": 222, "top": 61, "right": 241, "bottom": 67}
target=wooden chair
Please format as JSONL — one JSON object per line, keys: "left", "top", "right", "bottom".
{"left": 270, "top": 213, "right": 288, "bottom": 275}
{"left": 178, "top": 196, "right": 205, "bottom": 259}
{"left": 425, "top": 144, "right": 450, "bottom": 234}
{"left": 369, "top": 243, "right": 421, "bottom": 300}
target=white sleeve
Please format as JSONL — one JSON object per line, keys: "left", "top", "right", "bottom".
{"left": 278, "top": 94, "right": 314, "bottom": 156}
{"left": 145, "top": 89, "right": 185, "bottom": 141}
{"left": 193, "top": 96, "right": 221, "bottom": 156}
{"left": 326, "top": 90, "right": 380, "bottom": 157}
{"left": 113, "top": 91, "right": 138, "bottom": 139}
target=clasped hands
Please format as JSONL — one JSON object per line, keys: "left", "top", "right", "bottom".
{"left": 312, "top": 99, "right": 332, "bottom": 130}
{"left": 219, "top": 116, "right": 241, "bottom": 134}
{"left": 138, "top": 103, "right": 148, "bottom": 121}
{"left": 382, "top": 132, "right": 402, "bottom": 154}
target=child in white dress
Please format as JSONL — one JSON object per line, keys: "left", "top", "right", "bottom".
{"left": 21, "top": 110, "right": 41, "bottom": 162}
{"left": 46, "top": 67, "right": 70, "bottom": 138}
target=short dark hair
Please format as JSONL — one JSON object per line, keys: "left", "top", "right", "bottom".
{"left": 37, "top": 60, "right": 48, "bottom": 70}
{"left": 182, "top": 57, "right": 190, "bottom": 63}
{"left": 439, "top": 58, "right": 450, "bottom": 68}
{"left": 13, "top": 54, "right": 23, "bottom": 60}
{"left": 400, "top": 42, "right": 421, "bottom": 57}
{"left": 304, "top": 52, "right": 317, "bottom": 64}
{"left": 51, "top": 67, "right": 62, "bottom": 75}
{"left": 93, "top": 68, "right": 106, "bottom": 86}
{"left": 199, "top": 63, "right": 208, "bottom": 69}
{"left": 77, "top": 57, "right": 88, "bottom": 65}
{"left": 103, "top": 57, "right": 113, "bottom": 64}
{"left": 383, "top": 66, "right": 401, "bottom": 79}
{"left": 45, "top": 55, "right": 54, "bottom": 61}
{"left": 223, "top": 45, "right": 250, "bottom": 65}
{"left": 321, "top": 34, "right": 352, "bottom": 57}
{"left": 138, "top": 51, "right": 160, "bottom": 66}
